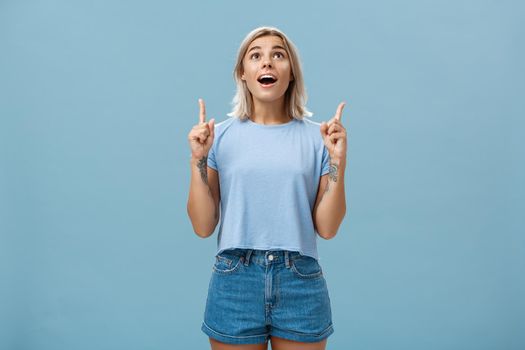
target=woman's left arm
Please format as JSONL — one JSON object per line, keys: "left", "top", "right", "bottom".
{"left": 313, "top": 102, "right": 348, "bottom": 239}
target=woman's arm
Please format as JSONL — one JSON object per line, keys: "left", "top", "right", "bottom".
{"left": 313, "top": 102, "right": 348, "bottom": 239}
{"left": 312, "top": 158, "right": 346, "bottom": 239}
{"left": 187, "top": 99, "right": 219, "bottom": 238}
{"left": 187, "top": 158, "right": 220, "bottom": 238}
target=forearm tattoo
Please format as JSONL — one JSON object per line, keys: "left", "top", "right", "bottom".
{"left": 197, "top": 156, "right": 208, "bottom": 185}
{"left": 328, "top": 163, "right": 338, "bottom": 183}
{"left": 322, "top": 163, "right": 339, "bottom": 196}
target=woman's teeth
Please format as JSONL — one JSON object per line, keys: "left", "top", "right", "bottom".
{"left": 258, "top": 74, "right": 277, "bottom": 84}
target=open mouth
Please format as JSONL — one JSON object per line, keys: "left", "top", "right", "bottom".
{"left": 257, "top": 75, "right": 277, "bottom": 86}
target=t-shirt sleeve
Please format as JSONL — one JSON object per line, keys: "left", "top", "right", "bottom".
{"left": 321, "top": 145, "right": 331, "bottom": 176}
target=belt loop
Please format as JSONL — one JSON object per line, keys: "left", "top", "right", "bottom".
{"left": 285, "top": 251, "right": 290, "bottom": 269}
{"left": 244, "top": 249, "right": 253, "bottom": 266}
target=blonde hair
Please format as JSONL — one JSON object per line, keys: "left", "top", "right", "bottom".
{"left": 227, "top": 26, "right": 312, "bottom": 120}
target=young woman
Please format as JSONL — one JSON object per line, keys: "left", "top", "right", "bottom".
{"left": 187, "top": 26, "right": 347, "bottom": 350}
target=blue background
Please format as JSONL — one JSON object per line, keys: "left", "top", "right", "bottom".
{"left": 1, "top": 0, "right": 523, "bottom": 349}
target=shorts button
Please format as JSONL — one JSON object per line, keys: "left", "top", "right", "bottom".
{"left": 268, "top": 254, "right": 274, "bottom": 261}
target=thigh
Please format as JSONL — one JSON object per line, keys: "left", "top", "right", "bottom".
{"left": 270, "top": 336, "right": 327, "bottom": 350}
{"left": 210, "top": 337, "right": 268, "bottom": 350}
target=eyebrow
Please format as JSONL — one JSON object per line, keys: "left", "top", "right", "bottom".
{"left": 247, "top": 45, "right": 287, "bottom": 53}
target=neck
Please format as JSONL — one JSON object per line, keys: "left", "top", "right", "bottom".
{"left": 250, "top": 97, "right": 291, "bottom": 125}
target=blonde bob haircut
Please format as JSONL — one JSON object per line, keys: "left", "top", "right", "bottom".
{"left": 227, "top": 26, "right": 313, "bottom": 120}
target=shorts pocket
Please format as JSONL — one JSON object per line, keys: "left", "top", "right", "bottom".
{"left": 290, "top": 255, "right": 323, "bottom": 279}
{"left": 212, "top": 251, "right": 244, "bottom": 275}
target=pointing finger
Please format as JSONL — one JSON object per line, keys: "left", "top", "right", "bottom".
{"left": 335, "top": 102, "right": 346, "bottom": 122}
{"left": 199, "top": 98, "right": 206, "bottom": 124}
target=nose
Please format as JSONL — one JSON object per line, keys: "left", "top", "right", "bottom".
{"left": 262, "top": 56, "right": 272, "bottom": 68}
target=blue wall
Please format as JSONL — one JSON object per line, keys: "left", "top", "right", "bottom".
{"left": 1, "top": 0, "right": 523, "bottom": 349}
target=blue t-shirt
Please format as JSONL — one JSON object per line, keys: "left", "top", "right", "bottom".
{"left": 207, "top": 116, "right": 331, "bottom": 260}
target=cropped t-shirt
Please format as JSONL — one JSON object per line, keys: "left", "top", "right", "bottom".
{"left": 207, "top": 116, "right": 331, "bottom": 260}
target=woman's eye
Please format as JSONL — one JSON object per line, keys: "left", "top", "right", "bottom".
{"left": 250, "top": 53, "right": 260, "bottom": 59}
{"left": 274, "top": 52, "right": 284, "bottom": 58}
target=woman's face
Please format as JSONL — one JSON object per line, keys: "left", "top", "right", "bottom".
{"left": 241, "top": 35, "right": 293, "bottom": 105}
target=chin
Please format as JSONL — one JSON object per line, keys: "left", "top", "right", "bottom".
{"left": 252, "top": 90, "right": 288, "bottom": 103}
{"left": 254, "top": 95, "right": 283, "bottom": 103}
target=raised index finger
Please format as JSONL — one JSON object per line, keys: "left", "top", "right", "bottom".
{"left": 198, "top": 98, "right": 206, "bottom": 124}
{"left": 335, "top": 102, "right": 346, "bottom": 121}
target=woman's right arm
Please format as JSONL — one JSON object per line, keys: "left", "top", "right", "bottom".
{"left": 186, "top": 99, "right": 219, "bottom": 238}
{"left": 187, "top": 156, "right": 220, "bottom": 238}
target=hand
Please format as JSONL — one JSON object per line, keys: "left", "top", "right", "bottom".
{"left": 320, "top": 102, "right": 347, "bottom": 162}
{"left": 188, "top": 98, "right": 215, "bottom": 159}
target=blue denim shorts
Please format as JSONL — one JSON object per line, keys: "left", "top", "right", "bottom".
{"left": 201, "top": 248, "right": 334, "bottom": 344}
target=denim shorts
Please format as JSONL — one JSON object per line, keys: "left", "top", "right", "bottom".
{"left": 201, "top": 248, "right": 334, "bottom": 344}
